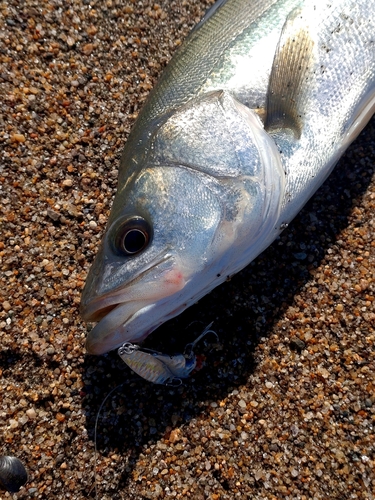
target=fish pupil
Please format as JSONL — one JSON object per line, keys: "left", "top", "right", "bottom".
{"left": 123, "top": 228, "right": 147, "bottom": 254}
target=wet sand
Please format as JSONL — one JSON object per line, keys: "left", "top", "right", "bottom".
{"left": 0, "top": 0, "right": 374, "bottom": 498}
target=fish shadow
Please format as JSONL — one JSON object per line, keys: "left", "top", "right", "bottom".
{"left": 81, "top": 117, "right": 375, "bottom": 498}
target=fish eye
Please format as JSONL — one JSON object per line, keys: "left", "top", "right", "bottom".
{"left": 113, "top": 216, "right": 152, "bottom": 256}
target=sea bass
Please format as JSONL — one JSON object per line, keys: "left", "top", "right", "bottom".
{"left": 81, "top": 0, "right": 375, "bottom": 356}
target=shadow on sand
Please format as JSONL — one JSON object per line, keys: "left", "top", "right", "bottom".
{"left": 81, "top": 117, "right": 375, "bottom": 498}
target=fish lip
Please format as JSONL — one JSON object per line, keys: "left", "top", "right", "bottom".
{"left": 80, "top": 252, "right": 173, "bottom": 322}
{"left": 84, "top": 301, "right": 186, "bottom": 355}
{"left": 85, "top": 301, "right": 161, "bottom": 355}
{"left": 81, "top": 303, "right": 118, "bottom": 323}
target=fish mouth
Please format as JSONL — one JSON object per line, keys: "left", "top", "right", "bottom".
{"left": 84, "top": 300, "right": 160, "bottom": 355}
{"left": 81, "top": 252, "right": 173, "bottom": 320}
{"left": 84, "top": 303, "right": 117, "bottom": 323}
{"left": 81, "top": 255, "right": 188, "bottom": 355}
{"left": 84, "top": 296, "right": 194, "bottom": 355}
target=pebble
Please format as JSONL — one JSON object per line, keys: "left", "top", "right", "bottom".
{"left": 26, "top": 409, "right": 37, "bottom": 420}
{"left": 290, "top": 336, "right": 306, "bottom": 351}
{"left": 11, "top": 134, "right": 26, "bottom": 143}
{"left": 2, "top": 301, "right": 11, "bottom": 312}
{"left": 1, "top": 1, "right": 374, "bottom": 499}
{"left": 8, "top": 420, "right": 18, "bottom": 430}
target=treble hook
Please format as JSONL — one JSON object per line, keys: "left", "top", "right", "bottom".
{"left": 183, "top": 322, "right": 219, "bottom": 359}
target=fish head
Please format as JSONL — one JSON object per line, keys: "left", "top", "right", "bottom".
{"left": 81, "top": 91, "right": 285, "bottom": 354}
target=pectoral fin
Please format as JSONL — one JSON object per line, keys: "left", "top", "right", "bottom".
{"left": 265, "top": 8, "right": 316, "bottom": 138}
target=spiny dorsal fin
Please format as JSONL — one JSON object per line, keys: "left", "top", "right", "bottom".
{"left": 265, "top": 8, "right": 316, "bottom": 138}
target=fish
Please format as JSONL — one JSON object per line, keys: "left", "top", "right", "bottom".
{"left": 81, "top": 0, "right": 375, "bottom": 356}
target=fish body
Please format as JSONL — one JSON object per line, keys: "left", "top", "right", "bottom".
{"left": 81, "top": 0, "right": 375, "bottom": 355}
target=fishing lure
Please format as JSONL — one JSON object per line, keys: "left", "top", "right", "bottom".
{"left": 118, "top": 323, "right": 218, "bottom": 385}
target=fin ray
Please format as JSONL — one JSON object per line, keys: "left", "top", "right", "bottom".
{"left": 265, "top": 8, "right": 316, "bottom": 138}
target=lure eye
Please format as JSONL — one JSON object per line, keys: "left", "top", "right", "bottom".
{"left": 114, "top": 216, "right": 152, "bottom": 256}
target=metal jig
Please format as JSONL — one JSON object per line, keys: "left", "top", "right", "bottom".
{"left": 118, "top": 322, "right": 218, "bottom": 385}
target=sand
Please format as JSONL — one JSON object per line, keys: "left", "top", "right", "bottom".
{"left": 0, "top": 0, "right": 374, "bottom": 498}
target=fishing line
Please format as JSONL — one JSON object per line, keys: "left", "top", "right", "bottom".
{"left": 90, "top": 323, "right": 218, "bottom": 498}
{"left": 90, "top": 381, "right": 125, "bottom": 500}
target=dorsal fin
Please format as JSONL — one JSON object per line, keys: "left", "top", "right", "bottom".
{"left": 265, "top": 8, "right": 316, "bottom": 138}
